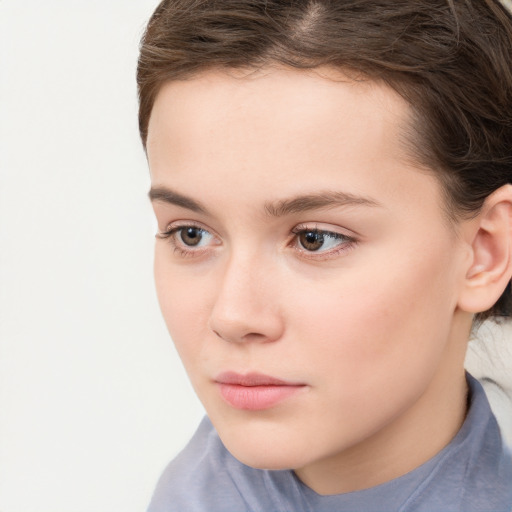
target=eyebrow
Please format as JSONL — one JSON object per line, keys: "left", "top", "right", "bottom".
{"left": 149, "top": 187, "right": 208, "bottom": 214}
{"left": 264, "top": 191, "right": 381, "bottom": 217}
{"left": 148, "top": 186, "right": 381, "bottom": 217}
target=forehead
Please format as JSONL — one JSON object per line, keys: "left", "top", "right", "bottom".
{"left": 147, "top": 66, "right": 413, "bottom": 165}
{"left": 146, "top": 67, "right": 443, "bottom": 221}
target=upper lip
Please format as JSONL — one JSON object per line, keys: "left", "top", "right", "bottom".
{"left": 215, "top": 371, "right": 302, "bottom": 387}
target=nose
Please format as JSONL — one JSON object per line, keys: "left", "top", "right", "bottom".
{"left": 208, "top": 251, "right": 285, "bottom": 344}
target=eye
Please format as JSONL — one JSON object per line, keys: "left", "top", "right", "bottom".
{"left": 298, "top": 230, "right": 328, "bottom": 251}
{"left": 178, "top": 226, "right": 210, "bottom": 247}
{"left": 157, "top": 223, "right": 218, "bottom": 255}
{"left": 292, "top": 226, "right": 356, "bottom": 256}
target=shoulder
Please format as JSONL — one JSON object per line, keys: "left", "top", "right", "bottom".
{"left": 406, "top": 374, "right": 512, "bottom": 512}
{"left": 147, "top": 417, "right": 242, "bottom": 511}
{"left": 465, "top": 320, "right": 512, "bottom": 445}
{"left": 457, "top": 376, "right": 512, "bottom": 511}
{"left": 146, "top": 416, "right": 292, "bottom": 512}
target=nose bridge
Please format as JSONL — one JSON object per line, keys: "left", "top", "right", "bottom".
{"left": 209, "top": 246, "right": 283, "bottom": 343}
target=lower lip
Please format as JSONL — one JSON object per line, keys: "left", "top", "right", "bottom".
{"left": 217, "top": 383, "right": 305, "bottom": 410}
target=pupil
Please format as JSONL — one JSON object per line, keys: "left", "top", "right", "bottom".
{"left": 181, "top": 227, "right": 202, "bottom": 246}
{"left": 301, "top": 231, "right": 324, "bottom": 251}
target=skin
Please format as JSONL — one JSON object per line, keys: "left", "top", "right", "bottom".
{"left": 146, "top": 67, "right": 476, "bottom": 494}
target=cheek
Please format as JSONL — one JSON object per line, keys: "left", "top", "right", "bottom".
{"left": 288, "top": 240, "right": 460, "bottom": 384}
{"left": 154, "top": 249, "right": 213, "bottom": 356}
{"left": 279, "top": 256, "right": 459, "bottom": 443}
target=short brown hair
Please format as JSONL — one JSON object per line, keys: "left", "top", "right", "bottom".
{"left": 137, "top": 0, "right": 512, "bottom": 321}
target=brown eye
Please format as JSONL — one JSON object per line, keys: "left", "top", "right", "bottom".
{"left": 299, "top": 230, "right": 325, "bottom": 251}
{"left": 180, "top": 227, "right": 203, "bottom": 246}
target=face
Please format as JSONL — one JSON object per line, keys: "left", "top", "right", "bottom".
{"left": 147, "top": 67, "right": 471, "bottom": 491}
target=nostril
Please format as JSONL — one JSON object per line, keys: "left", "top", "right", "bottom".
{"left": 208, "top": 300, "right": 285, "bottom": 343}
{"left": 211, "top": 326, "right": 275, "bottom": 344}
{"left": 242, "top": 332, "right": 269, "bottom": 342}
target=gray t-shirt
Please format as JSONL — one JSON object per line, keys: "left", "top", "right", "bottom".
{"left": 148, "top": 374, "right": 512, "bottom": 511}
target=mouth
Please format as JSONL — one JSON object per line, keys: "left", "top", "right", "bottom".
{"left": 214, "top": 371, "right": 306, "bottom": 410}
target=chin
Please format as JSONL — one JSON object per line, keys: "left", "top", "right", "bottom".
{"left": 226, "top": 442, "right": 304, "bottom": 471}
{"left": 215, "top": 423, "right": 313, "bottom": 471}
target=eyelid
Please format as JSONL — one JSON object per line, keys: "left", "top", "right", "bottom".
{"left": 291, "top": 222, "right": 356, "bottom": 239}
{"left": 158, "top": 220, "right": 215, "bottom": 238}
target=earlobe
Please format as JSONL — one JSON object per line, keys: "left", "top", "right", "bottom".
{"left": 458, "top": 185, "right": 512, "bottom": 314}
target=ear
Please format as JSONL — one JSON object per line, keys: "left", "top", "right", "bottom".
{"left": 457, "top": 184, "right": 512, "bottom": 314}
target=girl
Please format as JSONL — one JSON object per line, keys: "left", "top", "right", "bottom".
{"left": 138, "top": 1, "right": 512, "bottom": 510}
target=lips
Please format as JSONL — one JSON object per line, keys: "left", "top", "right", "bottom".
{"left": 215, "top": 372, "right": 306, "bottom": 410}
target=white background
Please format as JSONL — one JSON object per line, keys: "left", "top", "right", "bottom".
{"left": 1, "top": 2, "right": 511, "bottom": 512}
{"left": 0, "top": 2, "right": 204, "bottom": 511}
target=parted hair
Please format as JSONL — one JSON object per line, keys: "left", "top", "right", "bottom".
{"left": 137, "top": 0, "right": 512, "bottom": 321}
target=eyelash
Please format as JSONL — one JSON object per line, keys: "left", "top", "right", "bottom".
{"left": 157, "top": 223, "right": 357, "bottom": 260}
{"left": 156, "top": 223, "right": 215, "bottom": 258}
